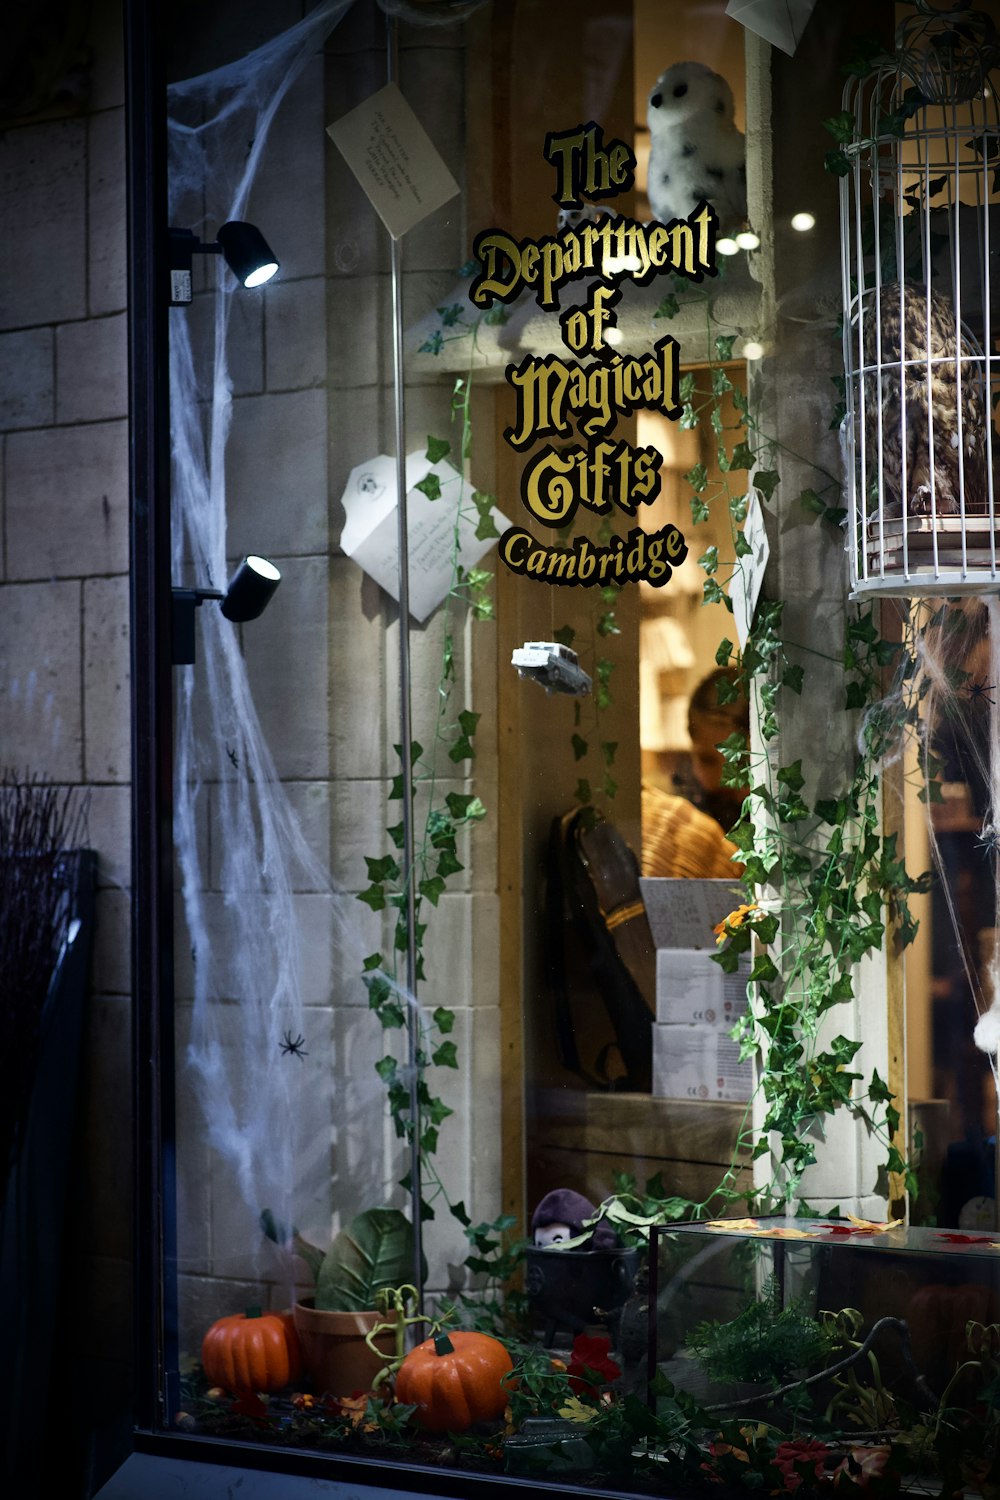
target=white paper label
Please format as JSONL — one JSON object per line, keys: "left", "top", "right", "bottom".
{"left": 327, "top": 82, "right": 460, "bottom": 240}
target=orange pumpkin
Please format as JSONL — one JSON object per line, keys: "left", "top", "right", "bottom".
{"left": 202, "top": 1306, "right": 302, "bottom": 1393}
{"left": 395, "top": 1330, "right": 513, "bottom": 1432}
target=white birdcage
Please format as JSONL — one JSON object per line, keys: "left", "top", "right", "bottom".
{"left": 840, "top": 0, "right": 1000, "bottom": 597}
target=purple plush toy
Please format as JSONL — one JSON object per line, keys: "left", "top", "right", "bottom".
{"left": 530, "top": 1188, "right": 619, "bottom": 1252}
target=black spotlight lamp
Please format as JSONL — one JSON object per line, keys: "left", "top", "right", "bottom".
{"left": 168, "top": 221, "right": 280, "bottom": 305}
{"left": 220, "top": 554, "right": 281, "bottom": 622}
{"left": 171, "top": 555, "right": 281, "bottom": 665}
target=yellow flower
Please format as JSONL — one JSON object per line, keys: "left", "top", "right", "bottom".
{"left": 713, "top": 902, "right": 760, "bottom": 944}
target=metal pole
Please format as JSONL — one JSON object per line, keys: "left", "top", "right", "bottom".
{"left": 123, "top": 0, "right": 179, "bottom": 1432}
{"left": 386, "top": 19, "right": 423, "bottom": 1306}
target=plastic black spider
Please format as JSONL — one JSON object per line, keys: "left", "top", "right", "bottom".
{"left": 279, "top": 1030, "right": 308, "bottom": 1060}
{"left": 977, "top": 823, "right": 1000, "bottom": 859}
{"left": 966, "top": 678, "right": 996, "bottom": 707}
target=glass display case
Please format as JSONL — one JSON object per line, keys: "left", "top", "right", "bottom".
{"left": 648, "top": 1216, "right": 1000, "bottom": 1494}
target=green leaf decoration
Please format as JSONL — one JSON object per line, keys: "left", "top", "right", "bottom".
{"left": 714, "top": 334, "right": 736, "bottom": 361}
{"left": 755, "top": 468, "right": 780, "bottom": 500}
{"left": 446, "top": 792, "right": 487, "bottom": 821}
{"left": 436, "top": 848, "right": 464, "bottom": 878}
{"left": 419, "top": 875, "right": 446, "bottom": 906}
{"left": 474, "top": 511, "right": 500, "bottom": 540}
{"left": 685, "top": 462, "right": 708, "bottom": 493}
{"left": 715, "top": 639, "right": 733, "bottom": 666}
{"left": 365, "top": 854, "right": 400, "bottom": 883}
{"left": 458, "top": 710, "right": 480, "bottom": 737}
{"left": 438, "top": 303, "right": 464, "bottom": 327}
{"left": 315, "top": 1208, "right": 416, "bottom": 1312}
{"left": 782, "top": 664, "right": 804, "bottom": 694}
{"left": 691, "top": 495, "right": 710, "bottom": 524}
{"left": 823, "top": 110, "right": 856, "bottom": 143}
{"left": 655, "top": 293, "right": 680, "bottom": 319}
{"left": 419, "top": 331, "right": 444, "bottom": 356}
{"left": 433, "top": 1006, "right": 456, "bottom": 1034}
{"left": 357, "top": 885, "right": 386, "bottom": 911}
{"left": 571, "top": 733, "right": 589, "bottom": 761}
{"left": 363, "top": 952, "right": 384, "bottom": 972}
{"left": 575, "top": 778, "right": 592, "bottom": 805}
{"left": 433, "top": 1040, "right": 459, "bottom": 1069}
{"left": 601, "top": 740, "right": 618, "bottom": 767}
{"left": 425, "top": 435, "right": 450, "bottom": 463}
{"left": 415, "top": 473, "right": 442, "bottom": 501}
{"left": 553, "top": 624, "right": 576, "bottom": 647}
{"left": 730, "top": 441, "right": 755, "bottom": 471}
{"left": 824, "top": 149, "right": 851, "bottom": 177}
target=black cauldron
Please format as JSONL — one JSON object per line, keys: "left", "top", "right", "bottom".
{"left": 524, "top": 1245, "right": 641, "bottom": 1342}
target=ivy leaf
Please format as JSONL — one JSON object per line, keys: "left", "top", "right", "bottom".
{"left": 436, "top": 847, "right": 464, "bottom": 877}
{"left": 571, "top": 733, "right": 589, "bottom": 761}
{"left": 596, "top": 610, "right": 619, "bottom": 638}
{"left": 685, "top": 462, "right": 708, "bottom": 494}
{"left": 419, "top": 330, "right": 444, "bottom": 356}
{"left": 433, "top": 1040, "right": 459, "bottom": 1069}
{"left": 375, "top": 1056, "right": 398, "bottom": 1083}
{"left": 415, "top": 473, "right": 442, "bottom": 501}
{"left": 799, "top": 487, "right": 826, "bottom": 517}
{"left": 419, "top": 875, "right": 446, "bottom": 906}
{"left": 575, "top": 778, "right": 592, "bottom": 805}
{"left": 823, "top": 110, "right": 856, "bottom": 144}
{"left": 426, "top": 435, "right": 450, "bottom": 464}
{"left": 715, "top": 334, "right": 736, "bottom": 361}
{"left": 730, "top": 441, "right": 755, "bottom": 471}
{"left": 601, "top": 740, "right": 618, "bottom": 767}
{"left": 690, "top": 495, "right": 710, "bottom": 524}
{"left": 716, "top": 639, "right": 733, "bottom": 666}
{"left": 446, "top": 792, "right": 487, "bottom": 822}
{"left": 357, "top": 885, "right": 386, "bottom": 911}
{"left": 824, "top": 149, "right": 852, "bottom": 177}
{"left": 438, "top": 303, "right": 464, "bottom": 327}
{"left": 777, "top": 760, "right": 805, "bottom": 792}
{"left": 553, "top": 624, "right": 575, "bottom": 648}
{"left": 365, "top": 854, "right": 400, "bottom": 883}
{"left": 754, "top": 469, "right": 780, "bottom": 501}
{"left": 654, "top": 293, "right": 680, "bottom": 318}
{"left": 433, "top": 1006, "right": 456, "bottom": 1034}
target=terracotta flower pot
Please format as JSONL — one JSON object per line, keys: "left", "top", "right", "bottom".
{"left": 292, "top": 1299, "right": 395, "bottom": 1397}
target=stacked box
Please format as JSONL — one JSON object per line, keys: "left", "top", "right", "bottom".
{"left": 652, "top": 1025, "right": 752, "bottom": 1102}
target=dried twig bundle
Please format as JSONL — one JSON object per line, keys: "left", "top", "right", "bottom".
{"left": 0, "top": 771, "right": 89, "bottom": 1185}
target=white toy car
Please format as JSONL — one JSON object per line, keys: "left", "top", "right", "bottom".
{"left": 510, "top": 641, "right": 592, "bottom": 696}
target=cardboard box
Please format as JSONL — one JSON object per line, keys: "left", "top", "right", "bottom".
{"left": 656, "top": 948, "right": 750, "bottom": 1029}
{"left": 652, "top": 1024, "right": 753, "bottom": 1103}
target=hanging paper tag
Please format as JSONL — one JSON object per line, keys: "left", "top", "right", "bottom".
{"left": 730, "top": 489, "right": 770, "bottom": 650}
{"left": 327, "top": 82, "right": 460, "bottom": 240}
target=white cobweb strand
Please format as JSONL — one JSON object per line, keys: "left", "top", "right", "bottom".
{"left": 974, "top": 595, "right": 1000, "bottom": 1059}
{"left": 166, "top": 0, "right": 374, "bottom": 1272}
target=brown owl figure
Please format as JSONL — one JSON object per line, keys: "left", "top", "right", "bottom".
{"left": 862, "top": 283, "right": 989, "bottom": 519}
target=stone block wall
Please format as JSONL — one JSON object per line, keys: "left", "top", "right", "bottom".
{"left": 0, "top": 0, "right": 133, "bottom": 1477}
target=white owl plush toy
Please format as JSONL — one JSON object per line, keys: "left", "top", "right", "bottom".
{"left": 646, "top": 61, "right": 746, "bottom": 232}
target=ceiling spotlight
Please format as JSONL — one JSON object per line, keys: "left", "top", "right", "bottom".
{"left": 735, "top": 230, "right": 760, "bottom": 251}
{"left": 171, "top": 555, "right": 281, "bottom": 664}
{"left": 168, "top": 221, "right": 280, "bottom": 305}
{"left": 603, "top": 327, "right": 624, "bottom": 346}
{"left": 742, "top": 340, "right": 765, "bottom": 360}
{"left": 716, "top": 236, "right": 740, "bottom": 256}
{"left": 791, "top": 211, "right": 816, "bottom": 232}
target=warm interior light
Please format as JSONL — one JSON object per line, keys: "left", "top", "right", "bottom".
{"left": 742, "top": 340, "right": 765, "bottom": 360}
{"left": 791, "top": 211, "right": 816, "bottom": 232}
{"left": 603, "top": 327, "right": 624, "bottom": 346}
{"left": 735, "top": 230, "right": 760, "bottom": 250}
{"left": 716, "top": 237, "right": 740, "bottom": 256}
